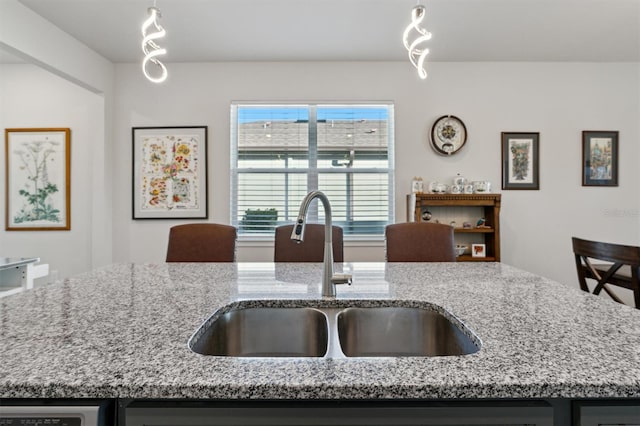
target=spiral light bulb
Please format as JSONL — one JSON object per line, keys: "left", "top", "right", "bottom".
{"left": 141, "top": 6, "right": 168, "bottom": 83}
{"left": 402, "top": 5, "right": 432, "bottom": 79}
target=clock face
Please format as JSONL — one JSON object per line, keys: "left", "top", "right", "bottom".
{"left": 430, "top": 115, "right": 467, "bottom": 155}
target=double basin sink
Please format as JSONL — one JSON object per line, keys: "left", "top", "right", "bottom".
{"left": 188, "top": 301, "right": 481, "bottom": 358}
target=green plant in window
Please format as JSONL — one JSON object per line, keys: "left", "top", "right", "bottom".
{"left": 241, "top": 208, "right": 278, "bottom": 232}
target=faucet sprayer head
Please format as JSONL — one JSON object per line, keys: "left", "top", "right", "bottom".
{"left": 291, "top": 217, "right": 305, "bottom": 242}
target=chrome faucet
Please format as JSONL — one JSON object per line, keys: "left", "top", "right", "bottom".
{"left": 291, "top": 190, "right": 352, "bottom": 297}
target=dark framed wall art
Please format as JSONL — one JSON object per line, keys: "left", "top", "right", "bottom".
{"left": 582, "top": 130, "right": 618, "bottom": 187}
{"left": 5, "top": 128, "right": 71, "bottom": 231}
{"left": 501, "top": 132, "right": 540, "bottom": 190}
{"left": 132, "top": 126, "right": 208, "bottom": 219}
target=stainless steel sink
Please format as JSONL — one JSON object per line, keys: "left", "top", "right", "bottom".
{"left": 189, "top": 307, "right": 329, "bottom": 357}
{"left": 336, "top": 307, "right": 480, "bottom": 357}
{"left": 189, "top": 303, "right": 480, "bottom": 358}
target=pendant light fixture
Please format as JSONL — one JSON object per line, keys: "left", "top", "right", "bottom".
{"left": 402, "top": 3, "right": 432, "bottom": 79}
{"left": 141, "top": 1, "right": 168, "bottom": 83}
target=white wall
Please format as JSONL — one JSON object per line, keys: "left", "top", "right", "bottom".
{"left": 0, "top": 64, "right": 103, "bottom": 280}
{"left": 113, "top": 61, "right": 640, "bottom": 297}
{"left": 0, "top": 0, "right": 115, "bottom": 277}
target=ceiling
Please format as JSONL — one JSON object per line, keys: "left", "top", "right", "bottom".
{"left": 10, "top": 0, "right": 640, "bottom": 63}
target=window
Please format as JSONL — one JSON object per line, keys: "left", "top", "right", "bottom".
{"left": 230, "top": 103, "right": 395, "bottom": 238}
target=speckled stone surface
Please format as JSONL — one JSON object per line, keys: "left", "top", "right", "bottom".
{"left": 1, "top": 262, "right": 640, "bottom": 399}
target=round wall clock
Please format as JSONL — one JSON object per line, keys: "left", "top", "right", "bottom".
{"left": 430, "top": 115, "right": 467, "bottom": 155}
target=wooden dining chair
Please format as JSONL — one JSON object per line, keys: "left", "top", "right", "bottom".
{"left": 274, "top": 224, "right": 344, "bottom": 262}
{"left": 572, "top": 237, "right": 640, "bottom": 309}
{"left": 166, "top": 223, "right": 237, "bottom": 262}
{"left": 385, "top": 222, "right": 456, "bottom": 262}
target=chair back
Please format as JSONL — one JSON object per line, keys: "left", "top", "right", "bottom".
{"left": 166, "top": 223, "right": 237, "bottom": 262}
{"left": 572, "top": 237, "right": 640, "bottom": 308}
{"left": 274, "top": 224, "right": 344, "bottom": 262}
{"left": 385, "top": 222, "right": 456, "bottom": 262}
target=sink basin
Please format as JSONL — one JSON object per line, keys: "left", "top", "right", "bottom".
{"left": 189, "top": 302, "right": 480, "bottom": 358}
{"left": 337, "top": 307, "right": 480, "bottom": 357}
{"left": 189, "top": 307, "right": 329, "bottom": 357}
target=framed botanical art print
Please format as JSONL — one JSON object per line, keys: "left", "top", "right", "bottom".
{"left": 5, "top": 128, "right": 71, "bottom": 231}
{"left": 582, "top": 130, "right": 618, "bottom": 186}
{"left": 132, "top": 126, "right": 208, "bottom": 219}
{"left": 501, "top": 132, "right": 540, "bottom": 190}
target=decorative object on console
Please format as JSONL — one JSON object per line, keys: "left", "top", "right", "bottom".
{"left": 141, "top": 1, "right": 168, "bottom": 83}
{"left": 411, "top": 176, "right": 424, "bottom": 193}
{"left": 476, "top": 218, "right": 490, "bottom": 228}
{"left": 5, "top": 128, "right": 71, "bottom": 231}
{"left": 451, "top": 174, "right": 465, "bottom": 194}
{"left": 472, "top": 181, "right": 491, "bottom": 193}
{"left": 402, "top": 3, "right": 432, "bottom": 79}
{"left": 581, "top": 130, "right": 618, "bottom": 187}
{"left": 132, "top": 126, "right": 208, "bottom": 219}
{"left": 452, "top": 173, "right": 466, "bottom": 186}
{"left": 430, "top": 115, "right": 467, "bottom": 156}
{"left": 428, "top": 181, "right": 448, "bottom": 193}
{"left": 501, "top": 132, "right": 540, "bottom": 190}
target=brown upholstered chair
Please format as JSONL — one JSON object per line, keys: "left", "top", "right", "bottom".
{"left": 274, "top": 224, "right": 344, "bottom": 262}
{"left": 166, "top": 223, "right": 237, "bottom": 262}
{"left": 385, "top": 222, "right": 456, "bottom": 262}
{"left": 572, "top": 237, "right": 640, "bottom": 309}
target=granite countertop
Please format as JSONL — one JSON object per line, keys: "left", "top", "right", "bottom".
{"left": 1, "top": 262, "right": 640, "bottom": 400}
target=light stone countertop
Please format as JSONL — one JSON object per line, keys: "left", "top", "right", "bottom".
{"left": 1, "top": 262, "right": 639, "bottom": 400}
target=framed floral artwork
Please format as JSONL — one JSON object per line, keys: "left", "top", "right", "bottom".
{"left": 582, "top": 130, "right": 618, "bottom": 187}
{"left": 5, "top": 128, "right": 71, "bottom": 231}
{"left": 501, "top": 132, "right": 540, "bottom": 190}
{"left": 132, "top": 126, "right": 208, "bottom": 219}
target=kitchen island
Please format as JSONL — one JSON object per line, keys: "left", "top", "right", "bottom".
{"left": 1, "top": 262, "right": 639, "bottom": 423}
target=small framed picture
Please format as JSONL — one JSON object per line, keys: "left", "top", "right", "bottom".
{"left": 411, "top": 177, "right": 424, "bottom": 193}
{"left": 501, "top": 132, "right": 540, "bottom": 190}
{"left": 472, "top": 244, "right": 486, "bottom": 258}
{"left": 582, "top": 130, "right": 618, "bottom": 187}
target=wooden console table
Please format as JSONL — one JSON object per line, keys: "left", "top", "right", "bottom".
{"left": 407, "top": 193, "right": 501, "bottom": 262}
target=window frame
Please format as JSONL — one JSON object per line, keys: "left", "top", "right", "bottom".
{"left": 230, "top": 102, "right": 395, "bottom": 241}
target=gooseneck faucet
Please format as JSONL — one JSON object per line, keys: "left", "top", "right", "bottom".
{"left": 291, "top": 190, "right": 351, "bottom": 297}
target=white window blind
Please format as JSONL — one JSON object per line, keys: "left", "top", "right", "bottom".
{"left": 230, "top": 103, "right": 394, "bottom": 238}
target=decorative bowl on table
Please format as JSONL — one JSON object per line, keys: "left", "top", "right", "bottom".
{"left": 472, "top": 181, "right": 491, "bottom": 193}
